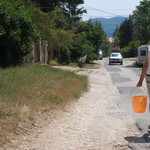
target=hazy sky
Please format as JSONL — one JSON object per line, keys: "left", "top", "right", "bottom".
{"left": 81, "top": 0, "right": 142, "bottom": 21}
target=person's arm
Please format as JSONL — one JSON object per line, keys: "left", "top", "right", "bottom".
{"left": 137, "top": 47, "right": 149, "bottom": 87}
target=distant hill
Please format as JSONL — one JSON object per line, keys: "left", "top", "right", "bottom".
{"left": 85, "top": 17, "right": 128, "bottom": 37}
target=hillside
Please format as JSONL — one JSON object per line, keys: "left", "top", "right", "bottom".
{"left": 86, "top": 17, "right": 128, "bottom": 37}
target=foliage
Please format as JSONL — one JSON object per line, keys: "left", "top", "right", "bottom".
{"left": 49, "top": 60, "right": 58, "bottom": 66}
{"left": 113, "top": 25, "right": 120, "bottom": 48}
{"left": 113, "top": 24, "right": 119, "bottom": 37}
{"left": 78, "top": 55, "right": 87, "bottom": 68}
{"left": 120, "top": 40, "right": 140, "bottom": 57}
{"left": 74, "top": 20, "right": 104, "bottom": 60}
{"left": 114, "top": 34, "right": 120, "bottom": 45}
{"left": 147, "top": 40, "right": 150, "bottom": 45}
{"left": 28, "top": 0, "right": 87, "bottom": 23}
{"left": 82, "top": 43, "right": 96, "bottom": 62}
{"left": 100, "top": 34, "right": 111, "bottom": 56}
{"left": 119, "top": 16, "right": 133, "bottom": 49}
{"left": 132, "top": 0, "right": 150, "bottom": 44}
{"left": 71, "top": 33, "right": 96, "bottom": 62}
{"left": 33, "top": 8, "right": 78, "bottom": 64}
{"left": 0, "top": 0, "right": 39, "bottom": 68}
{"left": 58, "top": 49, "right": 71, "bottom": 65}
{"left": 86, "top": 20, "right": 104, "bottom": 57}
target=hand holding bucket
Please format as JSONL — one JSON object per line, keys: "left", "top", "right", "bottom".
{"left": 131, "top": 87, "right": 148, "bottom": 113}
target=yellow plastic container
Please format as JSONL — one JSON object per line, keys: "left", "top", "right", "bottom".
{"left": 132, "top": 95, "right": 147, "bottom": 113}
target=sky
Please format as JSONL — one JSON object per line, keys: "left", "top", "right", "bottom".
{"left": 81, "top": 0, "right": 142, "bottom": 21}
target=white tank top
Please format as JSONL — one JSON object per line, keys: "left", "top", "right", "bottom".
{"left": 146, "top": 46, "right": 150, "bottom": 75}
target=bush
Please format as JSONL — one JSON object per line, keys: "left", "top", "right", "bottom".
{"left": 78, "top": 55, "right": 87, "bottom": 68}
{"left": 49, "top": 60, "right": 58, "bottom": 66}
{"left": 120, "top": 40, "right": 140, "bottom": 57}
{"left": 58, "top": 49, "right": 71, "bottom": 65}
{"left": 0, "top": 0, "right": 39, "bottom": 68}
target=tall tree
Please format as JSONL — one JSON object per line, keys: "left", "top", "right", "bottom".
{"left": 27, "top": 0, "right": 86, "bottom": 23}
{"left": 74, "top": 20, "right": 104, "bottom": 59}
{"left": 66, "top": 0, "right": 86, "bottom": 22}
{"left": 100, "top": 34, "right": 111, "bottom": 56}
{"left": 132, "top": 0, "right": 150, "bottom": 44}
{"left": 119, "top": 16, "right": 133, "bottom": 49}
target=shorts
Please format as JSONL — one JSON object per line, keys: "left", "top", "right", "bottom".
{"left": 146, "top": 74, "right": 150, "bottom": 96}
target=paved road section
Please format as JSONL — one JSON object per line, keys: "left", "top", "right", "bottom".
{"left": 104, "top": 58, "right": 150, "bottom": 150}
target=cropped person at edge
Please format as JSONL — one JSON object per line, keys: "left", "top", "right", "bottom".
{"left": 136, "top": 45, "right": 150, "bottom": 128}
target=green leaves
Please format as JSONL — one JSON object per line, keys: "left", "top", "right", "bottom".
{"left": 132, "top": 0, "right": 150, "bottom": 44}
{"left": 120, "top": 40, "right": 141, "bottom": 57}
{"left": 74, "top": 20, "right": 104, "bottom": 61}
{"left": 118, "top": 17, "right": 133, "bottom": 49}
{"left": 0, "top": 0, "right": 39, "bottom": 68}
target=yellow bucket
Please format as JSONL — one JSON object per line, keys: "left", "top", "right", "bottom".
{"left": 132, "top": 95, "right": 147, "bottom": 113}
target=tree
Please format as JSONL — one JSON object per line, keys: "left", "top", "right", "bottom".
{"left": 25, "top": 0, "right": 57, "bottom": 12}
{"left": 74, "top": 20, "right": 104, "bottom": 60}
{"left": 0, "top": 0, "right": 39, "bottom": 68}
{"left": 113, "top": 24, "right": 119, "bottom": 37}
{"left": 27, "top": 0, "right": 86, "bottom": 24}
{"left": 112, "top": 24, "right": 120, "bottom": 51}
{"left": 33, "top": 8, "right": 77, "bottom": 63}
{"left": 85, "top": 20, "right": 104, "bottom": 58}
{"left": 100, "top": 34, "right": 111, "bottom": 56}
{"left": 120, "top": 40, "right": 140, "bottom": 57}
{"left": 66, "top": 0, "right": 86, "bottom": 22}
{"left": 71, "top": 34, "right": 96, "bottom": 62}
{"left": 119, "top": 16, "right": 133, "bottom": 49}
{"left": 132, "top": 0, "right": 150, "bottom": 44}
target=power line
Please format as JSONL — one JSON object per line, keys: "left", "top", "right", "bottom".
{"left": 84, "top": 8, "right": 133, "bottom": 11}
{"left": 78, "top": 5, "right": 131, "bottom": 18}
{"left": 86, "top": 7, "right": 127, "bottom": 18}
{"left": 82, "top": 14, "right": 129, "bottom": 18}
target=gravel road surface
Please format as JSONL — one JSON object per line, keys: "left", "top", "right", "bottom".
{"left": 2, "top": 59, "right": 142, "bottom": 150}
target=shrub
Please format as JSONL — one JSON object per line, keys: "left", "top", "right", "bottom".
{"left": 78, "top": 55, "right": 87, "bottom": 68}
{"left": 58, "top": 50, "right": 71, "bottom": 65}
{"left": 49, "top": 60, "right": 58, "bottom": 66}
{"left": 120, "top": 40, "right": 140, "bottom": 57}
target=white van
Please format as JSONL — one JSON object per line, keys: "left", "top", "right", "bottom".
{"left": 136, "top": 45, "right": 148, "bottom": 66}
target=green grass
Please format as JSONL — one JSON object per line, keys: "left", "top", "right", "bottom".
{"left": 0, "top": 65, "right": 89, "bottom": 145}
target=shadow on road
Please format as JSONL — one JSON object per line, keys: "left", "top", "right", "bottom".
{"left": 123, "top": 64, "right": 141, "bottom": 69}
{"left": 125, "top": 132, "right": 150, "bottom": 143}
{"left": 124, "top": 132, "right": 150, "bottom": 149}
{"left": 108, "top": 63, "right": 122, "bottom": 66}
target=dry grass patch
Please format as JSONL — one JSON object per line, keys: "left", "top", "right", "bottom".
{"left": 0, "top": 66, "right": 88, "bottom": 145}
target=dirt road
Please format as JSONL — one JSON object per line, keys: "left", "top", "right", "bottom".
{"left": 3, "top": 59, "right": 142, "bottom": 150}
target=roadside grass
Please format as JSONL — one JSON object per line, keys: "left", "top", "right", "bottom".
{"left": 0, "top": 65, "right": 88, "bottom": 145}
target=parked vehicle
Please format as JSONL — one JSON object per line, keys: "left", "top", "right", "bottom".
{"left": 98, "top": 50, "right": 103, "bottom": 60}
{"left": 136, "top": 45, "right": 148, "bottom": 66}
{"left": 109, "top": 52, "right": 123, "bottom": 65}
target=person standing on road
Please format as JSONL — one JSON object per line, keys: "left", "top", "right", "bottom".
{"left": 137, "top": 45, "right": 150, "bottom": 128}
